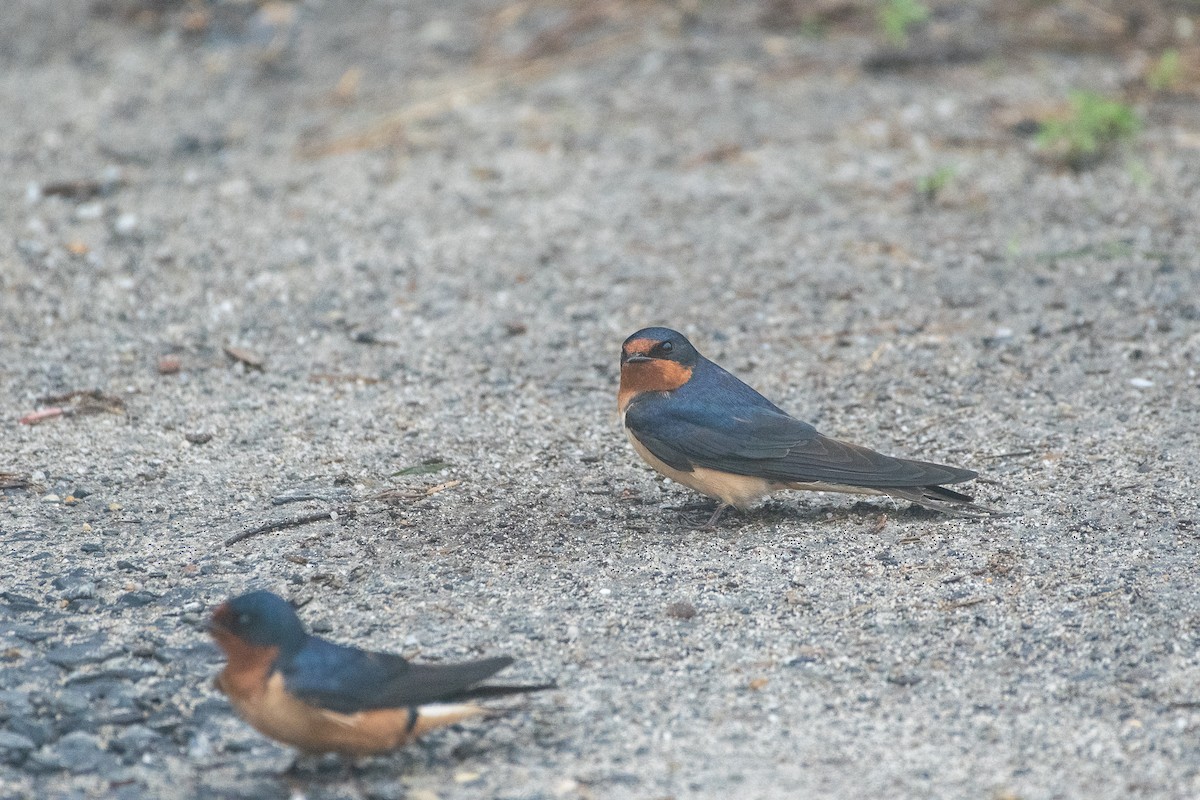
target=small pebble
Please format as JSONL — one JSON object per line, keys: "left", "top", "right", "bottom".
{"left": 186, "top": 731, "right": 213, "bottom": 761}
{"left": 665, "top": 601, "right": 697, "bottom": 620}
{"left": 114, "top": 213, "right": 138, "bottom": 235}
{"left": 75, "top": 202, "right": 104, "bottom": 221}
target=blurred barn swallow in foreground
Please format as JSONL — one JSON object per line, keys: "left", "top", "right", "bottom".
{"left": 209, "top": 591, "right": 550, "bottom": 757}
{"left": 619, "top": 327, "right": 999, "bottom": 525}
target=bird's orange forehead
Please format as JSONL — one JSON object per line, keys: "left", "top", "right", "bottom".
{"left": 622, "top": 338, "right": 657, "bottom": 355}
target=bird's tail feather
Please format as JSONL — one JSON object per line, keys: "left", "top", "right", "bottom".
{"left": 882, "top": 485, "right": 1010, "bottom": 517}
{"left": 453, "top": 681, "right": 557, "bottom": 702}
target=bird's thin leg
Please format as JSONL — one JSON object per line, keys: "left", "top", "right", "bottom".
{"left": 700, "top": 503, "right": 730, "bottom": 529}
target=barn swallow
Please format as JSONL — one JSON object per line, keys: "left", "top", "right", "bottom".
{"left": 208, "top": 590, "right": 550, "bottom": 757}
{"left": 618, "top": 327, "right": 999, "bottom": 525}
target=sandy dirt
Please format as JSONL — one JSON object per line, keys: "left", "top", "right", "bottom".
{"left": 2, "top": 2, "right": 1199, "bottom": 798}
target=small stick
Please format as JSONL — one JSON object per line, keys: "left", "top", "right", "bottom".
{"left": 19, "top": 407, "right": 65, "bottom": 425}
{"left": 224, "top": 508, "right": 350, "bottom": 547}
{"left": 981, "top": 449, "right": 1035, "bottom": 460}
{"left": 299, "top": 30, "right": 638, "bottom": 158}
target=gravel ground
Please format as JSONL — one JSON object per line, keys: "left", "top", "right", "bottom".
{"left": 2, "top": 2, "right": 1200, "bottom": 798}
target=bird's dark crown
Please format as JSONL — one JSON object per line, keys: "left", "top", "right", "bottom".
{"left": 210, "top": 590, "right": 307, "bottom": 653}
{"left": 621, "top": 327, "right": 700, "bottom": 367}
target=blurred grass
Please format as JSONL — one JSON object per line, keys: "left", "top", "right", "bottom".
{"left": 877, "top": 0, "right": 929, "bottom": 45}
{"left": 1036, "top": 91, "right": 1140, "bottom": 170}
{"left": 761, "top": 0, "right": 1200, "bottom": 60}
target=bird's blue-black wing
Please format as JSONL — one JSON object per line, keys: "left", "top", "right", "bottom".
{"left": 625, "top": 376, "right": 975, "bottom": 488}
{"left": 281, "top": 638, "right": 515, "bottom": 713}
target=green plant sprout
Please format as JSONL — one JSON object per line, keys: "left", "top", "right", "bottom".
{"left": 878, "top": 0, "right": 930, "bottom": 46}
{"left": 1036, "top": 91, "right": 1139, "bottom": 169}
{"left": 1148, "top": 49, "right": 1182, "bottom": 92}
{"left": 916, "top": 165, "right": 957, "bottom": 202}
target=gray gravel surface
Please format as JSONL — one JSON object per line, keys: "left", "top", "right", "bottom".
{"left": 3, "top": 2, "right": 1200, "bottom": 798}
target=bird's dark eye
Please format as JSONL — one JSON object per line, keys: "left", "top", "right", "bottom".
{"left": 658, "top": 341, "right": 674, "bottom": 355}
{"left": 237, "top": 613, "right": 252, "bottom": 627}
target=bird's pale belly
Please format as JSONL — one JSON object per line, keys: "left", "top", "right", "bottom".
{"left": 624, "top": 427, "right": 888, "bottom": 508}
{"left": 223, "top": 672, "right": 484, "bottom": 756}
{"left": 625, "top": 429, "right": 773, "bottom": 509}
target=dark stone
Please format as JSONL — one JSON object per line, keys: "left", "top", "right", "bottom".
{"left": 111, "top": 724, "right": 164, "bottom": 759}
{"left": 5, "top": 716, "right": 52, "bottom": 748}
{"left": 65, "top": 666, "right": 156, "bottom": 687}
{"left": 52, "top": 573, "right": 97, "bottom": 601}
{"left": 45, "top": 635, "right": 123, "bottom": 669}
{"left": 110, "top": 781, "right": 155, "bottom": 800}
{"left": 190, "top": 697, "right": 231, "bottom": 724}
{"left": 0, "top": 662, "right": 59, "bottom": 692}
{"left": 131, "top": 643, "right": 160, "bottom": 660}
{"left": 220, "top": 735, "right": 260, "bottom": 754}
{"left": 875, "top": 550, "right": 899, "bottom": 566}
{"left": 10, "top": 625, "right": 54, "bottom": 644}
{"left": 0, "top": 729, "right": 35, "bottom": 765}
{"left": 200, "top": 778, "right": 290, "bottom": 800}
{"left": 143, "top": 710, "right": 185, "bottom": 734}
{"left": 119, "top": 591, "right": 159, "bottom": 607}
{"left": 29, "top": 688, "right": 97, "bottom": 740}
{"left": 0, "top": 689, "right": 32, "bottom": 722}
{"left": 665, "top": 601, "right": 697, "bottom": 620}
{"left": 1, "top": 592, "right": 41, "bottom": 612}
{"left": 886, "top": 673, "right": 922, "bottom": 687}
{"left": 101, "top": 707, "right": 145, "bottom": 726}
{"left": 28, "top": 730, "right": 112, "bottom": 774}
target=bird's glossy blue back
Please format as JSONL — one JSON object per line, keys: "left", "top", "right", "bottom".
{"left": 678, "top": 355, "right": 793, "bottom": 420}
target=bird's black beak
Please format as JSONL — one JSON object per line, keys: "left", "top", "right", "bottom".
{"left": 622, "top": 353, "right": 652, "bottom": 365}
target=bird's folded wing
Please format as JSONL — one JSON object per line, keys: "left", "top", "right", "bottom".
{"left": 626, "top": 399, "right": 975, "bottom": 488}
{"left": 284, "top": 641, "right": 515, "bottom": 713}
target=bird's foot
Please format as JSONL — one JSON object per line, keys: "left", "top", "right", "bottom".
{"left": 696, "top": 503, "right": 730, "bottom": 530}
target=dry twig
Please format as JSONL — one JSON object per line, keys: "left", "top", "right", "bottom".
{"left": 224, "top": 507, "right": 353, "bottom": 547}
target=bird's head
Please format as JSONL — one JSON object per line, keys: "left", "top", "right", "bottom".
{"left": 618, "top": 327, "right": 699, "bottom": 411}
{"left": 208, "top": 590, "right": 307, "bottom": 658}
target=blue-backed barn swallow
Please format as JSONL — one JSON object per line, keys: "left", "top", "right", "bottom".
{"left": 618, "top": 327, "right": 999, "bottom": 525}
{"left": 208, "top": 591, "right": 551, "bottom": 757}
